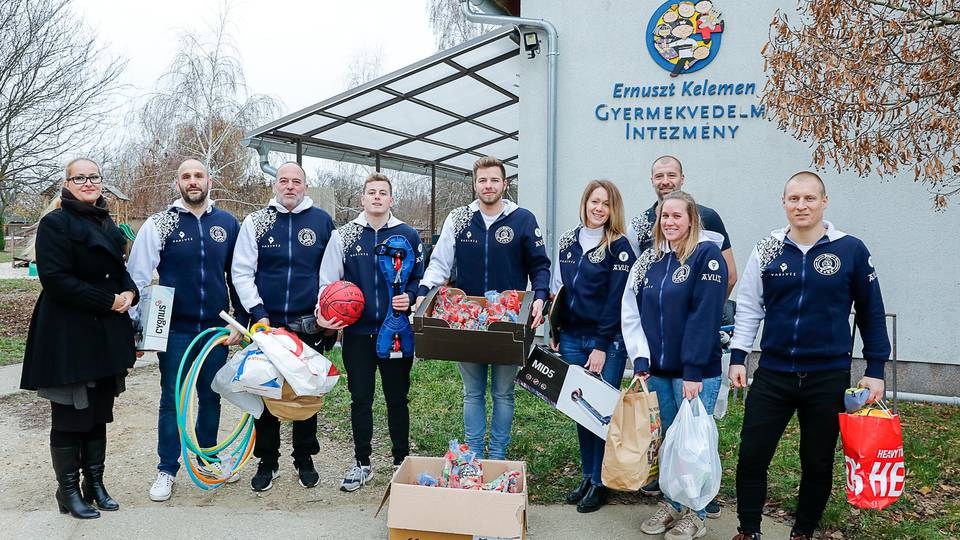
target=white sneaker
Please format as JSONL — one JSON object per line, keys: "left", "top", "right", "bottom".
{"left": 197, "top": 461, "right": 240, "bottom": 484}
{"left": 340, "top": 462, "right": 373, "bottom": 492}
{"left": 149, "top": 472, "right": 175, "bottom": 502}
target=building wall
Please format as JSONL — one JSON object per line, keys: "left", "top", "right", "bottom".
{"left": 517, "top": 0, "right": 960, "bottom": 366}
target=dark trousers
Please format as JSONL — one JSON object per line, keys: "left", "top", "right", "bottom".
{"left": 736, "top": 367, "right": 849, "bottom": 536}
{"left": 252, "top": 330, "right": 323, "bottom": 466}
{"left": 342, "top": 332, "right": 412, "bottom": 466}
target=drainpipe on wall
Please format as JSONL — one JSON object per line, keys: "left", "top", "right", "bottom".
{"left": 461, "top": 0, "right": 559, "bottom": 257}
{"left": 247, "top": 138, "right": 278, "bottom": 177}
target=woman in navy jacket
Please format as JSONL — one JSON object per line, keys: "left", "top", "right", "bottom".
{"left": 550, "top": 180, "right": 635, "bottom": 513}
{"left": 621, "top": 190, "right": 727, "bottom": 539}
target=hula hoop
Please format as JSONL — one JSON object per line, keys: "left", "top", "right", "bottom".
{"left": 174, "top": 327, "right": 257, "bottom": 489}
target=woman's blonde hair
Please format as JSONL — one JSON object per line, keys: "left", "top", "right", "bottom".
{"left": 579, "top": 179, "right": 626, "bottom": 250}
{"left": 653, "top": 190, "right": 702, "bottom": 264}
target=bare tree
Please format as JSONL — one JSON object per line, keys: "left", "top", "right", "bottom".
{"left": 763, "top": 0, "right": 960, "bottom": 209}
{"left": 344, "top": 49, "right": 385, "bottom": 89}
{"left": 134, "top": 8, "right": 280, "bottom": 217}
{"left": 427, "top": 0, "right": 490, "bottom": 50}
{"left": 0, "top": 0, "right": 125, "bottom": 242}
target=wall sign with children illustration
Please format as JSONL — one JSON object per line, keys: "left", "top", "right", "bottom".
{"left": 646, "top": 0, "right": 725, "bottom": 77}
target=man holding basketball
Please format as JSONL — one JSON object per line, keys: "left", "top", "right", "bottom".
{"left": 316, "top": 172, "right": 424, "bottom": 492}
{"left": 416, "top": 155, "right": 551, "bottom": 460}
{"left": 232, "top": 162, "right": 335, "bottom": 492}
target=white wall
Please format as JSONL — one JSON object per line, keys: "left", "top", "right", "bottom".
{"left": 517, "top": 0, "right": 960, "bottom": 365}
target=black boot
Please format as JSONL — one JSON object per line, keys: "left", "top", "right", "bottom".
{"left": 50, "top": 446, "right": 100, "bottom": 519}
{"left": 565, "top": 477, "right": 591, "bottom": 504}
{"left": 81, "top": 438, "right": 119, "bottom": 511}
{"left": 576, "top": 484, "right": 607, "bottom": 513}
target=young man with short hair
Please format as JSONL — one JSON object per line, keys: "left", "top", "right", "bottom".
{"left": 416, "top": 156, "right": 551, "bottom": 460}
{"left": 232, "top": 162, "right": 335, "bottom": 492}
{"left": 317, "top": 172, "right": 424, "bottom": 492}
{"left": 729, "top": 172, "right": 890, "bottom": 540}
{"left": 127, "top": 159, "right": 244, "bottom": 501}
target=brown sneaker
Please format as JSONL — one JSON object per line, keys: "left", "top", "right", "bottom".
{"left": 665, "top": 512, "right": 706, "bottom": 540}
{"left": 640, "top": 502, "right": 684, "bottom": 535}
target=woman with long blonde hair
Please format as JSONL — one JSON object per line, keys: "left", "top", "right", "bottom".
{"left": 621, "top": 190, "right": 728, "bottom": 539}
{"left": 549, "top": 179, "right": 636, "bottom": 513}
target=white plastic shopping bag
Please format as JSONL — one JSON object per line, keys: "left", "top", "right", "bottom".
{"left": 234, "top": 345, "right": 284, "bottom": 399}
{"left": 714, "top": 351, "right": 731, "bottom": 420}
{"left": 252, "top": 329, "right": 339, "bottom": 397}
{"left": 660, "top": 396, "right": 722, "bottom": 510}
{"left": 211, "top": 344, "right": 265, "bottom": 418}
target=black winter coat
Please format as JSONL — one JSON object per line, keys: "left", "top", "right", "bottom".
{"left": 20, "top": 206, "right": 139, "bottom": 390}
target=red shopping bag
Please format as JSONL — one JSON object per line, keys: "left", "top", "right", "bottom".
{"left": 838, "top": 402, "right": 905, "bottom": 510}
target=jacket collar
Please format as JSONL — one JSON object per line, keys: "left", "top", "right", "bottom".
{"left": 468, "top": 198, "right": 518, "bottom": 217}
{"left": 169, "top": 198, "right": 215, "bottom": 214}
{"left": 771, "top": 220, "right": 846, "bottom": 243}
{"left": 350, "top": 211, "right": 403, "bottom": 229}
{"left": 657, "top": 230, "right": 724, "bottom": 252}
{"left": 268, "top": 196, "right": 315, "bottom": 214}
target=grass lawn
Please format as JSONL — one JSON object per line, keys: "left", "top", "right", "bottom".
{"left": 0, "top": 250, "right": 12, "bottom": 264}
{"left": 318, "top": 350, "right": 960, "bottom": 539}
{"left": 0, "top": 336, "right": 26, "bottom": 366}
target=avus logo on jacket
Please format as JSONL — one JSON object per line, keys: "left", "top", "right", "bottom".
{"left": 672, "top": 264, "right": 691, "bottom": 283}
{"left": 209, "top": 226, "right": 227, "bottom": 243}
{"left": 495, "top": 226, "right": 514, "bottom": 244}
{"left": 298, "top": 228, "right": 317, "bottom": 246}
{"left": 814, "top": 253, "right": 841, "bottom": 276}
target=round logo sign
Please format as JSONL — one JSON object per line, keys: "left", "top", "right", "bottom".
{"left": 813, "top": 253, "right": 841, "bottom": 276}
{"left": 708, "top": 259, "right": 719, "bottom": 271}
{"left": 646, "top": 0, "right": 725, "bottom": 76}
{"left": 672, "top": 264, "right": 691, "bottom": 283}
{"left": 619, "top": 251, "right": 630, "bottom": 262}
{"left": 495, "top": 226, "right": 515, "bottom": 244}
{"left": 208, "top": 225, "right": 227, "bottom": 243}
{"left": 534, "top": 227, "right": 542, "bottom": 238}
{"left": 298, "top": 228, "right": 317, "bottom": 247}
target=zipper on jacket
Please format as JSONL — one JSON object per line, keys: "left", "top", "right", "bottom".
{"left": 196, "top": 215, "right": 207, "bottom": 332}
{"left": 283, "top": 213, "right": 293, "bottom": 320}
{"left": 374, "top": 228, "right": 380, "bottom": 319}
{"left": 790, "top": 249, "right": 807, "bottom": 363}
{"left": 657, "top": 254, "right": 674, "bottom": 370}
{"left": 483, "top": 223, "right": 489, "bottom": 292}
{"left": 569, "top": 247, "right": 588, "bottom": 311}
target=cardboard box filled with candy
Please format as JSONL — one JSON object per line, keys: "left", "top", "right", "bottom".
{"left": 379, "top": 442, "right": 527, "bottom": 540}
{"left": 413, "top": 286, "right": 536, "bottom": 365}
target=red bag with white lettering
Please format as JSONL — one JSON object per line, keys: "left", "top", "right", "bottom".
{"left": 838, "top": 401, "right": 905, "bottom": 510}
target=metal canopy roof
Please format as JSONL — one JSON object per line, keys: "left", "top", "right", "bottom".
{"left": 244, "top": 27, "right": 520, "bottom": 181}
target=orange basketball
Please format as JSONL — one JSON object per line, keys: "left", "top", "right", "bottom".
{"left": 318, "top": 280, "right": 365, "bottom": 325}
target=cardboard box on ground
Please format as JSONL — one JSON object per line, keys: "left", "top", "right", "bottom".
{"left": 516, "top": 346, "right": 621, "bottom": 439}
{"left": 413, "top": 287, "right": 535, "bottom": 365}
{"left": 381, "top": 456, "right": 527, "bottom": 540}
{"left": 135, "top": 284, "right": 174, "bottom": 352}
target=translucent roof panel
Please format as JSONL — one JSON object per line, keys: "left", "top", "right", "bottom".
{"left": 417, "top": 76, "right": 510, "bottom": 118}
{"left": 245, "top": 27, "right": 520, "bottom": 182}
{"left": 359, "top": 100, "right": 457, "bottom": 135}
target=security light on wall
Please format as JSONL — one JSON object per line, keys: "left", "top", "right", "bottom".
{"left": 523, "top": 31, "right": 541, "bottom": 58}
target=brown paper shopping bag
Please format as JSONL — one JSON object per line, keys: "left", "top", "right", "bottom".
{"left": 601, "top": 376, "right": 661, "bottom": 491}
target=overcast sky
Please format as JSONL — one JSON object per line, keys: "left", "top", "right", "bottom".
{"left": 75, "top": 0, "right": 438, "bottom": 132}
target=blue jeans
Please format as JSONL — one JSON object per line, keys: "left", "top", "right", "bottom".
{"left": 646, "top": 373, "right": 722, "bottom": 517}
{"left": 558, "top": 333, "right": 627, "bottom": 487}
{"left": 156, "top": 329, "right": 227, "bottom": 475}
{"left": 458, "top": 362, "right": 518, "bottom": 459}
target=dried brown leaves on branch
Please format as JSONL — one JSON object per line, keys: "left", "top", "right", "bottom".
{"left": 762, "top": 0, "right": 960, "bottom": 209}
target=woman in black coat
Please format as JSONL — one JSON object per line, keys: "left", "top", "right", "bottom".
{"left": 20, "top": 158, "right": 139, "bottom": 519}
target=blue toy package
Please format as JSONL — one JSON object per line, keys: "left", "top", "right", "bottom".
{"left": 374, "top": 235, "right": 415, "bottom": 359}
{"left": 844, "top": 387, "right": 871, "bottom": 413}
{"left": 417, "top": 472, "right": 438, "bottom": 487}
